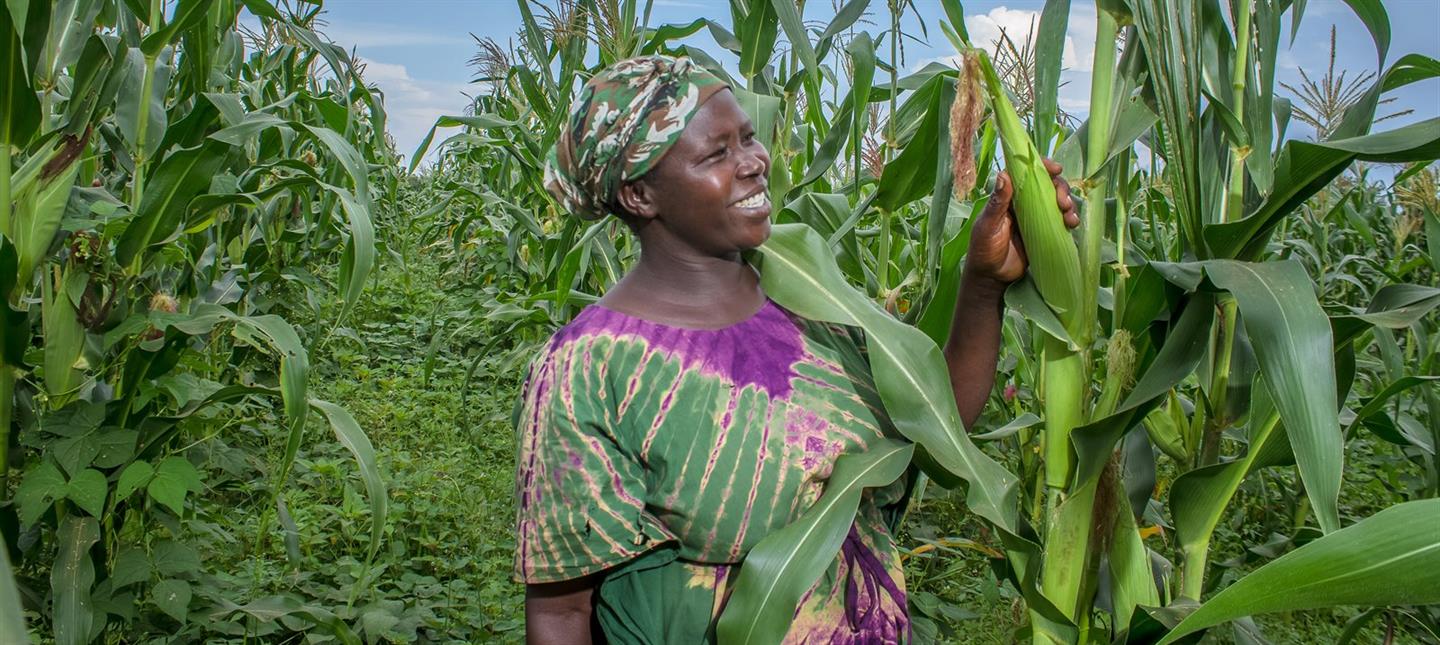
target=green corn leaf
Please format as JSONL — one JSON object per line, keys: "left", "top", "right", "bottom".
{"left": 1031, "top": 0, "right": 1071, "bottom": 152}
{"left": 737, "top": 0, "right": 778, "bottom": 79}
{"left": 1159, "top": 499, "right": 1440, "bottom": 643}
{"left": 1206, "top": 118, "right": 1440, "bottom": 260}
{"left": 1339, "top": 0, "right": 1389, "bottom": 68}
{"left": 876, "top": 74, "right": 952, "bottom": 212}
{"left": 769, "top": 0, "right": 817, "bottom": 83}
{"left": 311, "top": 399, "right": 388, "bottom": 566}
{"left": 52, "top": 516, "right": 99, "bottom": 645}
{"left": 753, "top": 223, "right": 1020, "bottom": 531}
{"left": 115, "top": 141, "right": 229, "bottom": 268}
{"left": 1154, "top": 259, "right": 1341, "bottom": 534}
{"left": 0, "top": 539, "right": 26, "bottom": 644}
{"left": 41, "top": 267, "right": 85, "bottom": 404}
{"left": 716, "top": 438, "right": 913, "bottom": 645}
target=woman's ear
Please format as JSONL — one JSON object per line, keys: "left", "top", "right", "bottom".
{"left": 616, "top": 179, "right": 660, "bottom": 221}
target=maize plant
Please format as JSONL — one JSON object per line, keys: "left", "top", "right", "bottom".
{"left": 2, "top": 0, "right": 392, "bottom": 640}
{"left": 423, "top": 0, "right": 1440, "bottom": 642}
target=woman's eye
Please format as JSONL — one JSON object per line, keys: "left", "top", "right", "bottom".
{"left": 708, "top": 147, "right": 727, "bottom": 160}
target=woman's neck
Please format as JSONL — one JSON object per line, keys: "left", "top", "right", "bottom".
{"left": 600, "top": 242, "right": 764, "bottom": 326}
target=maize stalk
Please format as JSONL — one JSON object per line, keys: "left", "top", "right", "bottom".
{"left": 965, "top": 49, "right": 1093, "bottom": 643}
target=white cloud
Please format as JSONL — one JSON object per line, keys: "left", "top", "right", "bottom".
{"left": 963, "top": 5, "right": 1097, "bottom": 72}
{"left": 355, "top": 57, "right": 473, "bottom": 163}
{"left": 322, "top": 24, "right": 470, "bottom": 49}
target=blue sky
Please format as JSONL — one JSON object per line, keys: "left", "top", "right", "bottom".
{"left": 299, "top": 1, "right": 1440, "bottom": 167}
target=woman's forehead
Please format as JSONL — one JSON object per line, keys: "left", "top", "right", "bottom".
{"left": 683, "top": 92, "right": 751, "bottom": 142}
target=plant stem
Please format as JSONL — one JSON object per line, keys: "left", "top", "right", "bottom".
{"left": 0, "top": 139, "right": 10, "bottom": 234}
{"left": 1042, "top": 336, "right": 1083, "bottom": 495}
{"left": 0, "top": 367, "right": 12, "bottom": 499}
{"left": 1222, "top": 0, "right": 1254, "bottom": 225}
{"left": 1202, "top": 297, "right": 1240, "bottom": 465}
{"left": 877, "top": 207, "right": 892, "bottom": 292}
{"left": 0, "top": 146, "right": 10, "bottom": 498}
{"left": 1079, "top": 7, "right": 1118, "bottom": 349}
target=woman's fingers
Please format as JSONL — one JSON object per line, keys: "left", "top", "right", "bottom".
{"left": 1043, "top": 157, "right": 1063, "bottom": 177}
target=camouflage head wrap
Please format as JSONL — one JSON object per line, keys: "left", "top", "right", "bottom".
{"left": 544, "top": 55, "right": 730, "bottom": 220}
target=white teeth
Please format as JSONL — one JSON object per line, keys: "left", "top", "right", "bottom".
{"left": 736, "top": 192, "right": 768, "bottom": 208}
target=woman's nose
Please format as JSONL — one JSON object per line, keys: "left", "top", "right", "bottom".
{"left": 739, "top": 146, "right": 769, "bottom": 177}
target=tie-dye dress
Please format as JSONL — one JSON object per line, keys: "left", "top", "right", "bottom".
{"left": 512, "top": 298, "right": 911, "bottom": 643}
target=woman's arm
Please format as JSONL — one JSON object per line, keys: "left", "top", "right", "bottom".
{"left": 944, "top": 268, "right": 1009, "bottom": 428}
{"left": 525, "top": 576, "right": 598, "bottom": 645}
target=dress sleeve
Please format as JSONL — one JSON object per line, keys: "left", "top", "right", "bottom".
{"left": 511, "top": 335, "right": 675, "bottom": 584}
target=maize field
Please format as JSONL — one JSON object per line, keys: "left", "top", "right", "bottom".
{"left": 2, "top": 0, "right": 1438, "bottom": 642}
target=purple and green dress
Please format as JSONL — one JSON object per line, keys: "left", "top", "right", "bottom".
{"left": 512, "top": 298, "right": 912, "bottom": 643}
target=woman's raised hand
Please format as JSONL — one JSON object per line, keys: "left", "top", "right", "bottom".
{"left": 963, "top": 158, "right": 1081, "bottom": 288}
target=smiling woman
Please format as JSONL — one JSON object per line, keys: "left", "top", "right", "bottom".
{"left": 511, "top": 55, "right": 1076, "bottom": 644}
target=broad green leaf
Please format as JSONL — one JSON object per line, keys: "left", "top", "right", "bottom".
{"left": 240, "top": 0, "right": 282, "bottom": 19}
{"left": 16, "top": 460, "right": 67, "bottom": 526}
{"left": 42, "top": 0, "right": 101, "bottom": 84}
{"left": 1121, "top": 293, "right": 1216, "bottom": 410}
{"left": 0, "top": 540, "right": 26, "bottom": 644}
{"left": 753, "top": 224, "right": 1020, "bottom": 531}
{"left": 1205, "top": 118, "right": 1440, "bottom": 260}
{"left": 1339, "top": 0, "right": 1389, "bottom": 67}
{"left": 312, "top": 399, "right": 387, "bottom": 565}
{"left": 52, "top": 516, "right": 99, "bottom": 645}
{"left": 151, "top": 579, "right": 191, "bottom": 623}
{"left": 768, "top": 0, "right": 816, "bottom": 83}
{"left": 737, "top": 0, "right": 778, "bottom": 79}
{"left": 316, "top": 183, "right": 376, "bottom": 325}
{"left": 114, "top": 47, "right": 172, "bottom": 160}
{"left": 1156, "top": 259, "right": 1342, "bottom": 533}
{"left": 1030, "top": 0, "right": 1071, "bottom": 152}
{"left": 146, "top": 456, "right": 202, "bottom": 515}
{"left": 66, "top": 468, "right": 107, "bottom": 518}
{"left": 716, "top": 438, "right": 913, "bottom": 644}
{"left": 140, "top": 0, "right": 216, "bottom": 56}
{"left": 115, "top": 460, "right": 154, "bottom": 502}
{"left": 1006, "top": 276, "right": 1078, "bottom": 351}
{"left": 227, "top": 312, "right": 309, "bottom": 492}
{"left": 0, "top": 1, "right": 40, "bottom": 151}
{"left": 1348, "top": 376, "right": 1440, "bottom": 437}
{"left": 208, "top": 111, "right": 290, "bottom": 146}
{"left": 1159, "top": 499, "right": 1440, "bottom": 643}
{"left": 115, "top": 141, "right": 229, "bottom": 267}
{"left": 816, "top": 0, "right": 872, "bottom": 51}
{"left": 109, "top": 548, "right": 150, "bottom": 589}
{"left": 875, "top": 75, "right": 952, "bottom": 211}
{"left": 1333, "top": 283, "right": 1440, "bottom": 345}
{"left": 153, "top": 540, "right": 200, "bottom": 577}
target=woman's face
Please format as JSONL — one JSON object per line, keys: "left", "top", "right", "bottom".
{"left": 627, "top": 89, "right": 772, "bottom": 256}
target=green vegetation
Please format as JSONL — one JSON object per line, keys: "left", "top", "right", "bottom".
{"left": 4, "top": 0, "right": 1439, "bottom": 643}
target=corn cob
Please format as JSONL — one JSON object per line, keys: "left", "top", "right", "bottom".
{"left": 967, "top": 50, "right": 1085, "bottom": 338}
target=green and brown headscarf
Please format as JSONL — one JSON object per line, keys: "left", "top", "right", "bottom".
{"left": 544, "top": 55, "right": 729, "bottom": 220}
